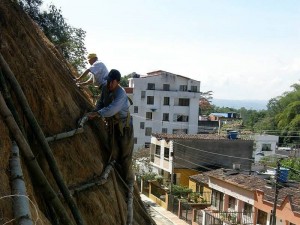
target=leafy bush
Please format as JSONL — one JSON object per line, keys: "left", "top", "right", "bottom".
{"left": 171, "top": 184, "right": 192, "bottom": 198}
{"left": 142, "top": 172, "right": 156, "bottom": 181}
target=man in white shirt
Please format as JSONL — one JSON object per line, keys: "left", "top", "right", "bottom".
{"left": 76, "top": 53, "right": 108, "bottom": 89}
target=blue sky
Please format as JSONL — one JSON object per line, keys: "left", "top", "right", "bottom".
{"left": 43, "top": 0, "right": 300, "bottom": 100}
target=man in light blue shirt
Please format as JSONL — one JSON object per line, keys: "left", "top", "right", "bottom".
{"left": 87, "top": 69, "right": 134, "bottom": 185}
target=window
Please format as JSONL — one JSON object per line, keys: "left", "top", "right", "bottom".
{"left": 134, "top": 137, "right": 137, "bottom": 144}
{"left": 146, "top": 112, "right": 152, "bottom": 120}
{"left": 145, "top": 142, "right": 150, "bottom": 148}
{"left": 147, "top": 83, "right": 155, "bottom": 90}
{"left": 199, "top": 186, "right": 204, "bottom": 195}
{"left": 163, "top": 113, "right": 169, "bottom": 121}
{"left": 140, "top": 122, "right": 145, "bottom": 129}
{"left": 163, "top": 97, "right": 170, "bottom": 105}
{"left": 164, "top": 147, "right": 169, "bottom": 159}
{"left": 163, "top": 84, "right": 170, "bottom": 91}
{"left": 179, "top": 98, "right": 190, "bottom": 106}
{"left": 211, "top": 190, "right": 223, "bottom": 211}
{"left": 145, "top": 127, "right": 152, "bottom": 136}
{"left": 179, "top": 85, "right": 187, "bottom": 91}
{"left": 155, "top": 145, "right": 160, "bottom": 155}
{"left": 174, "top": 114, "right": 189, "bottom": 122}
{"left": 196, "top": 184, "right": 204, "bottom": 195}
{"left": 173, "top": 129, "right": 187, "bottom": 134}
{"left": 191, "top": 86, "right": 197, "bottom": 92}
{"left": 262, "top": 143, "right": 271, "bottom": 151}
{"left": 162, "top": 128, "right": 168, "bottom": 133}
{"left": 134, "top": 106, "right": 138, "bottom": 113}
{"left": 147, "top": 96, "right": 154, "bottom": 105}
{"left": 228, "top": 196, "right": 236, "bottom": 210}
{"left": 243, "top": 202, "right": 253, "bottom": 218}
{"left": 141, "top": 91, "right": 145, "bottom": 98}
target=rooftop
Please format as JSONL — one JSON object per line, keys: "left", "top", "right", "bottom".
{"left": 190, "top": 168, "right": 300, "bottom": 213}
{"left": 152, "top": 133, "right": 227, "bottom": 141}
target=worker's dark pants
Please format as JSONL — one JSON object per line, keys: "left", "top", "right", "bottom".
{"left": 112, "top": 123, "right": 134, "bottom": 185}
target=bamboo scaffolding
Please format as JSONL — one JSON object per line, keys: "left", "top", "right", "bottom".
{"left": 69, "top": 161, "right": 115, "bottom": 195}
{"left": 0, "top": 69, "right": 25, "bottom": 134}
{"left": 0, "top": 54, "right": 84, "bottom": 225}
{"left": 0, "top": 93, "right": 74, "bottom": 225}
{"left": 126, "top": 182, "right": 134, "bottom": 225}
{"left": 10, "top": 142, "right": 33, "bottom": 225}
{"left": 112, "top": 169, "right": 126, "bottom": 225}
{"left": 46, "top": 128, "right": 84, "bottom": 142}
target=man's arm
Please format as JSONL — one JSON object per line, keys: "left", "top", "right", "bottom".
{"left": 98, "top": 91, "right": 127, "bottom": 117}
{"left": 76, "top": 69, "right": 90, "bottom": 81}
{"left": 76, "top": 69, "right": 93, "bottom": 86}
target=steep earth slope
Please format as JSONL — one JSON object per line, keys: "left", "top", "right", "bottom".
{"left": 0, "top": 0, "right": 153, "bottom": 224}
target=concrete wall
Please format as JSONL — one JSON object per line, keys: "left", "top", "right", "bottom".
{"left": 174, "top": 139, "right": 254, "bottom": 170}
{"left": 255, "top": 190, "right": 300, "bottom": 225}
{"left": 174, "top": 168, "right": 199, "bottom": 187}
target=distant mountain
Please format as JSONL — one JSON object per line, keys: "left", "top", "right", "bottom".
{"left": 212, "top": 99, "right": 268, "bottom": 110}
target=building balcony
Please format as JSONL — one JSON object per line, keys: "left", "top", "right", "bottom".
{"left": 205, "top": 211, "right": 254, "bottom": 225}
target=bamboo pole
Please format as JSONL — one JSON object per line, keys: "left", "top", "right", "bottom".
{"left": 114, "top": 169, "right": 155, "bottom": 225}
{"left": 45, "top": 128, "right": 84, "bottom": 142}
{"left": 0, "top": 93, "right": 74, "bottom": 225}
{"left": 112, "top": 169, "right": 126, "bottom": 225}
{"left": 126, "top": 182, "right": 134, "bottom": 225}
{"left": 70, "top": 161, "right": 115, "bottom": 195}
{"left": 10, "top": 142, "right": 33, "bottom": 225}
{"left": 0, "top": 54, "right": 85, "bottom": 225}
{"left": 0, "top": 69, "right": 25, "bottom": 134}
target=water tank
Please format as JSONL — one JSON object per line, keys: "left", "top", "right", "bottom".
{"left": 228, "top": 131, "right": 238, "bottom": 139}
{"left": 278, "top": 167, "right": 289, "bottom": 183}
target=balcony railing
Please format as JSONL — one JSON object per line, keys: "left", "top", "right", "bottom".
{"left": 210, "top": 211, "right": 254, "bottom": 225}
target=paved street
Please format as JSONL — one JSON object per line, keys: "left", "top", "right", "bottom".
{"left": 141, "top": 194, "right": 190, "bottom": 225}
{"left": 143, "top": 197, "right": 174, "bottom": 225}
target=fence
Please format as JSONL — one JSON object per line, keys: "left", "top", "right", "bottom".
{"left": 206, "top": 211, "right": 254, "bottom": 225}
{"left": 180, "top": 201, "right": 193, "bottom": 224}
{"left": 168, "top": 194, "right": 179, "bottom": 215}
{"left": 205, "top": 212, "right": 222, "bottom": 225}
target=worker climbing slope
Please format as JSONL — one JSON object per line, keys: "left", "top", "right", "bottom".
{"left": 75, "top": 53, "right": 109, "bottom": 104}
{"left": 75, "top": 53, "right": 109, "bottom": 89}
{"left": 85, "top": 69, "right": 134, "bottom": 188}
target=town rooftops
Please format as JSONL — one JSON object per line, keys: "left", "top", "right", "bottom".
{"left": 190, "top": 168, "right": 300, "bottom": 213}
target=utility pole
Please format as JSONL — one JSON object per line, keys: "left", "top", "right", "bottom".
{"left": 170, "top": 150, "right": 174, "bottom": 195}
{"left": 271, "top": 159, "right": 281, "bottom": 225}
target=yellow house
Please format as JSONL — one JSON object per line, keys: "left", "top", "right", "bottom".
{"left": 189, "top": 173, "right": 212, "bottom": 204}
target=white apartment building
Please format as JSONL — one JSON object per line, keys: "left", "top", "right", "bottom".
{"left": 252, "top": 134, "right": 279, "bottom": 162}
{"left": 127, "top": 70, "right": 201, "bottom": 151}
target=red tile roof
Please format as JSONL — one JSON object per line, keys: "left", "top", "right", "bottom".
{"left": 190, "top": 168, "right": 300, "bottom": 213}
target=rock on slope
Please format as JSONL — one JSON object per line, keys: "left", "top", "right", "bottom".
{"left": 0, "top": 0, "right": 153, "bottom": 224}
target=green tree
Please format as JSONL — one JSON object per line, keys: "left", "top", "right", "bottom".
{"left": 260, "top": 156, "right": 300, "bottom": 182}
{"left": 267, "top": 82, "right": 300, "bottom": 145}
{"left": 17, "top": 0, "right": 42, "bottom": 21}
{"left": 281, "top": 158, "right": 300, "bottom": 182}
{"left": 17, "top": 0, "right": 87, "bottom": 71}
{"left": 199, "top": 91, "right": 214, "bottom": 115}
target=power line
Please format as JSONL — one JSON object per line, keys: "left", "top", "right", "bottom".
{"left": 132, "top": 114, "right": 300, "bottom": 138}
{"left": 173, "top": 141, "right": 254, "bottom": 162}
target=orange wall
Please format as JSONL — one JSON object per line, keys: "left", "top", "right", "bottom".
{"left": 255, "top": 190, "right": 300, "bottom": 225}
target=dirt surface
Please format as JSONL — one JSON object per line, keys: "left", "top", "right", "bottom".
{"left": 0, "top": 0, "right": 153, "bottom": 224}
